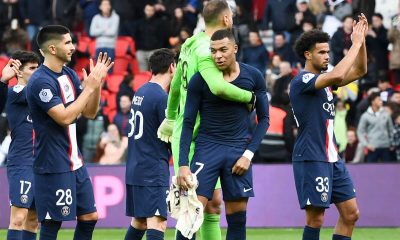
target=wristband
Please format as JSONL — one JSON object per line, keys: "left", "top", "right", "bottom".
{"left": 242, "top": 150, "right": 254, "bottom": 161}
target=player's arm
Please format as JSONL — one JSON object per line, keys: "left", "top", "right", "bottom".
{"left": 48, "top": 54, "right": 112, "bottom": 127}
{"left": 177, "top": 76, "right": 202, "bottom": 189}
{"left": 166, "top": 60, "right": 183, "bottom": 120}
{"left": 232, "top": 71, "right": 270, "bottom": 176}
{"left": 198, "top": 54, "right": 253, "bottom": 103}
{"left": 338, "top": 14, "right": 368, "bottom": 86}
{"left": 314, "top": 19, "right": 367, "bottom": 90}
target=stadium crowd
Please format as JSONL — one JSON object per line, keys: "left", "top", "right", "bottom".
{"left": 0, "top": 0, "right": 399, "bottom": 165}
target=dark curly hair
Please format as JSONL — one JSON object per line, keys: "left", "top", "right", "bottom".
{"left": 294, "top": 29, "right": 330, "bottom": 60}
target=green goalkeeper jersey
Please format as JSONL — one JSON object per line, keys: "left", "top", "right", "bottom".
{"left": 167, "top": 31, "right": 252, "bottom": 140}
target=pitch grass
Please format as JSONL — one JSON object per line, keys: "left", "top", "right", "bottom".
{"left": 1, "top": 228, "right": 400, "bottom": 239}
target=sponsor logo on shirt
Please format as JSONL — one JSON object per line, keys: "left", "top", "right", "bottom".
{"left": 322, "top": 102, "right": 335, "bottom": 116}
{"left": 39, "top": 89, "right": 53, "bottom": 102}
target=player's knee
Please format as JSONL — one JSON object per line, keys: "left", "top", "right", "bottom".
{"left": 78, "top": 212, "right": 98, "bottom": 222}
{"left": 306, "top": 216, "right": 324, "bottom": 228}
{"left": 24, "top": 218, "right": 39, "bottom": 232}
{"left": 10, "top": 212, "right": 27, "bottom": 229}
{"left": 344, "top": 208, "right": 360, "bottom": 224}
{"left": 205, "top": 199, "right": 222, "bottom": 215}
{"left": 132, "top": 218, "right": 147, "bottom": 230}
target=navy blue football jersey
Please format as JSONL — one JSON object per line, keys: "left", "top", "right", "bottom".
{"left": 289, "top": 71, "right": 339, "bottom": 162}
{"left": 27, "top": 65, "right": 84, "bottom": 174}
{"left": 6, "top": 85, "right": 34, "bottom": 166}
{"left": 179, "top": 63, "right": 269, "bottom": 166}
{"left": 125, "top": 82, "right": 170, "bottom": 186}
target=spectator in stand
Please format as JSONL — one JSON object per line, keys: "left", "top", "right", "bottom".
{"left": 112, "top": 0, "right": 136, "bottom": 36}
{"left": 90, "top": 0, "right": 119, "bottom": 72}
{"left": 82, "top": 114, "right": 105, "bottom": 163}
{"left": 19, "top": 0, "right": 51, "bottom": 41}
{"left": 344, "top": 127, "right": 364, "bottom": 163}
{"left": 388, "top": 14, "right": 400, "bottom": 85}
{"left": 352, "top": 0, "right": 375, "bottom": 23}
{"left": 273, "top": 33, "right": 296, "bottom": 66}
{"left": 266, "top": 54, "right": 283, "bottom": 90}
{"left": 0, "top": 0, "right": 20, "bottom": 41}
{"left": 116, "top": 73, "right": 135, "bottom": 110}
{"left": 366, "top": 13, "right": 389, "bottom": 78}
{"left": 272, "top": 61, "right": 292, "bottom": 103}
{"left": 2, "top": 20, "right": 29, "bottom": 56}
{"left": 168, "top": 7, "right": 192, "bottom": 42}
{"left": 113, "top": 94, "right": 131, "bottom": 136}
{"left": 288, "top": 0, "right": 316, "bottom": 39}
{"left": 80, "top": 0, "right": 100, "bottom": 37}
{"left": 378, "top": 77, "right": 394, "bottom": 103}
{"left": 95, "top": 123, "right": 128, "bottom": 164}
{"left": 51, "top": 0, "right": 78, "bottom": 31}
{"left": 262, "top": 0, "right": 297, "bottom": 41}
{"left": 134, "top": 4, "right": 167, "bottom": 71}
{"left": 330, "top": 15, "right": 353, "bottom": 66}
{"left": 392, "top": 112, "right": 400, "bottom": 162}
{"left": 357, "top": 92, "right": 395, "bottom": 162}
{"left": 390, "top": 91, "right": 400, "bottom": 105}
{"left": 241, "top": 30, "right": 269, "bottom": 77}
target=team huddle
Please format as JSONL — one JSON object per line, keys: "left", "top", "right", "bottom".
{"left": 4, "top": 0, "right": 368, "bottom": 240}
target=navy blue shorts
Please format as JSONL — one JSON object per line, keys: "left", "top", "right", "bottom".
{"left": 293, "top": 160, "right": 356, "bottom": 209}
{"left": 125, "top": 184, "right": 168, "bottom": 219}
{"left": 34, "top": 166, "right": 96, "bottom": 221}
{"left": 7, "top": 166, "right": 35, "bottom": 209}
{"left": 191, "top": 141, "right": 254, "bottom": 201}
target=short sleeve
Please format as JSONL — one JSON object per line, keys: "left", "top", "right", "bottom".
{"left": 30, "top": 78, "right": 63, "bottom": 113}
{"left": 298, "top": 73, "right": 318, "bottom": 94}
{"left": 156, "top": 94, "right": 167, "bottom": 124}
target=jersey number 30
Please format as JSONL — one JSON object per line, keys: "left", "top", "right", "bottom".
{"left": 128, "top": 109, "right": 144, "bottom": 139}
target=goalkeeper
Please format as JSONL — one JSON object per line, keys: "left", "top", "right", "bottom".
{"left": 157, "top": 1, "right": 254, "bottom": 240}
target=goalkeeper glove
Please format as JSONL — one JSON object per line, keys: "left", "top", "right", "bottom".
{"left": 157, "top": 118, "right": 175, "bottom": 143}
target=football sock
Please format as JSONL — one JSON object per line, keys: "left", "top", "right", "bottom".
{"left": 125, "top": 225, "right": 145, "bottom": 240}
{"left": 40, "top": 220, "right": 62, "bottom": 240}
{"left": 175, "top": 230, "right": 195, "bottom": 240}
{"left": 22, "top": 230, "right": 37, "bottom": 240}
{"left": 200, "top": 213, "right": 221, "bottom": 240}
{"left": 303, "top": 226, "right": 320, "bottom": 240}
{"left": 73, "top": 220, "right": 97, "bottom": 240}
{"left": 146, "top": 229, "right": 164, "bottom": 240}
{"left": 6, "top": 229, "right": 22, "bottom": 240}
{"left": 332, "top": 234, "right": 351, "bottom": 240}
{"left": 226, "top": 211, "right": 246, "bottom": 240}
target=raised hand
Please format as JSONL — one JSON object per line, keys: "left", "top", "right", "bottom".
{"left": 358, "top": 13, "right": 369, "bottom": 38}
{"left": 351, "top": 18, "right": 367, "bottom": 46}
{"left": 1, "top": 59, "right": 21, "bottom": 83}
{"left": 82, "top": 52, "right": 114, "bottom": 91}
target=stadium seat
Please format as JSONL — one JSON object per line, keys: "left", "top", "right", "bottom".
{"left": 133, "top": 71, "right": 152, "bottom": 91}
{"left": 131, "top": 57, "right": 140, "bottom": 74}
{"left": 76, "top": 36, "right": 92, "bottom": 55}
{"left": 88, "top": 39, "right": 96, "bottom": 58}
{"left": 74, "top": 57, "right": 89, "bottom": 80}
{"left": 113, "top": 57, "right": 130, "bottom": 75}
{"left": 115, "top": 36, "right": 136, "bottom": 58}
{"left": 106, "top": 74, "right": 125, "bottom": 93}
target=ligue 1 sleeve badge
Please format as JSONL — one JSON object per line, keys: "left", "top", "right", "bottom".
{"left": 39, "top": 89, "right": 53, "bottom": 103}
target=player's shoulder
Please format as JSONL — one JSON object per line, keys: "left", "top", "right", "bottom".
{"left": 29, "top": 65, "right": 53, "bottom": 85}
{"left": 293, "top": 71, "right": 318, "bottom": 84}
{"left": 239, "top": 62, "right": 264, "bottom": 80}
{"left": 188, "top": 32, "right": 211, "bottom": 57}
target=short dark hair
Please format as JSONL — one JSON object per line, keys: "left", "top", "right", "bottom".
{"left": 373, "top": 13, "right": 383, "bottom": 20}
{"left": 368, "top": 92, "right": 381, "bottom": 105}
{"left": 36, "top": 25, "right": 70, "bottom": 49}
{"left": 294, "top": 29, "right": 330, "bottom": 60}
{"left": 211, "top": 29, "right": 236, "bottom": 43}
{"left": 203, "top": 0, "right": 230, "bottom": 26}
{"left": 11, "top": 50, "right": 40, "bottom": 70}
{"left": 149, "top": 48, "right": 175, "bottom": 75}
{"left": 342, "top": 15, "right": 353, "bottom": 22}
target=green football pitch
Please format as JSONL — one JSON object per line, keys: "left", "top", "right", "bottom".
{"left": 1, "top": 228, "right": 399, "bottom": 239}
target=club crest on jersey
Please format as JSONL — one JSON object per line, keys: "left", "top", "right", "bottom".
{"left": 20, "top": 194, "right": 28, "bottom": 204}
{"left": 39, "top": 89, "right": 53, "bottom": 102}
{"left": 61, "top": 206, "right": 70, "bottom": 216}
{"left": 321, "top": 192, "right": 328, "bottom": 202}
{"left": 302, "top": 73, "right": 315, "bottom": 84}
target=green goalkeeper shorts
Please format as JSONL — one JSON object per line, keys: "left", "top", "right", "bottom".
{"left": 172, "top": 137, "right": 221, "bottom": 189}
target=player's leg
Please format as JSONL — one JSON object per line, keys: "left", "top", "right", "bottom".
{"left": 303, "top": 206, "right": 325, "bottom": 240}
{"left": 74, "top": 166, "right": 98, "bottom": 240}
{"left": 125, "top": 218, "right": 147, "bottom": 240}
{"left": 202, "top": 189, "right": 222, "bottom": 240}
{"left": 22, "top": 209, "right": 38, "bottom": 240}
{"left": 7, "top": 206, "right": 28, "bottom": 240}
{"left": 224, "top": 198, "right": 248, "bottom": 240}
{"left": 146, "top": 216, "right": 167, "bottom": 240}
{"left": 125, "top": 184, "right": 146, "bottom": 240}
{"left": 332, "top": 160, "right": 359, "bottom": 240}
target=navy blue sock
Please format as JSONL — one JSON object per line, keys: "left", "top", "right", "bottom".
{"left": 146, "top": 229, "right": 164, "bottom": 240}
{"left": 22, "top": 230, "right": 37, "bottom": 240}
{"left": 226, "top": 211, "right": 246, "bottom": 240}
{"left": 125, "top": 225, "right": 145, "bottom": 240}
{"left": 303, "top": 226, "right": 320, "bottom": 240}
{"left": 7, "top": 229, "right": 22, "bottom": 240}
{"left": 332, "top": 234, "right": 351, "bottom": 240}
{"left": 176, "top": 230, "right": 195, "bottom": 240}
{"left": 73, "top": 220, "right": 97, "bottom": 240}
{"left": 40, "top": 220, "right": 62, "bottom": 240}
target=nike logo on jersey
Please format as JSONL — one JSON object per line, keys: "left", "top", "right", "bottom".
{"left": 243, "top": 187, "right": 252, "bottom": 192}
{"left": 307, "top": 198, "right": 311, "bottom": 205}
